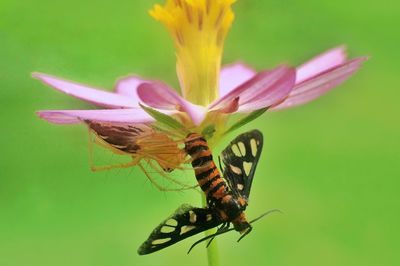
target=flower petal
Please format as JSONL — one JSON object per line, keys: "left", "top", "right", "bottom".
{"left": 33, "top": 72, "right": 137, "bottom": 108}
{"left": 296, "top": 46, "right": 347, "bottom": 84}
{"left": 219, "top": 63, "right": 257, "bottom": 97}
{"left": 36, "top": 108, "right": 170, "bottom": 124}
{"left": 272, "top": 57, "right": 368, "bottom": 110}
{"left": 137, "top": 81, "right": 206, "bottom": 125}
{"left": 209, "top": 65, "right": 296, "bottom": 113}
{"left": 114, "top": 75, "right": 149, "bottom": 99}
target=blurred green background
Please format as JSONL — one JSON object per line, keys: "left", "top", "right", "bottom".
{"left": 1, "top": 0, "right": 399, "bottom": 265}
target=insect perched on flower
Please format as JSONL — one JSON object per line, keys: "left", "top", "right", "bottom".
{"left": 33, "top": 0, "right": 367, "bottom": 225}
{"left": 138, "top": 130, "right": 278, "bottom": 254}
{"left": 33, "top": 0, "right": 367, "bottom": 262}
{"left": 86, "top": 120, "right": 198, "bottom": 191}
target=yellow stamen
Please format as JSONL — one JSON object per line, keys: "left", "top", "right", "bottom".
{"left": 150, "top": 0, "right": 236, "bottom": 106}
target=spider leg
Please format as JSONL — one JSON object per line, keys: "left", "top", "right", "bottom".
{"left": 145, "top": 159, "right": 198, "bottom": 191}
{"left": 90, "top": 156, "right": 141, "bottom": 172}
{"left": 138, "top": 162, "right": 196, "bottom": 192}
{"left": 88, "top": 128, "right": 136, "bottom": 172}
{"left": 88, "top": 128, "right": 127, "bottom": 155}
{"left": 143, "top": 152, "right": 192, "bottom": 171}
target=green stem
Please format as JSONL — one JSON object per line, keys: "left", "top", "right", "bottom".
{"left": 205, "top": 230, "right": 220, "bottom": 266}
{"left": 202, "top": 194, "right": 220, "bottom": 266}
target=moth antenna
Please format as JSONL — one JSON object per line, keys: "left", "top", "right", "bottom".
{"left": 237, "top": 209, "right": 282, "bottom": 242}
{"left": 188, "top": 209, "right": 282, "bottom": 253}
{"left": 249, "top": 209, "right": 283, "bottom": 224}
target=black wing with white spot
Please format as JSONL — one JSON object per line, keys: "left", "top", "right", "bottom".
{"left": 138, "top": 204, "right": 222, "bottom": 255}
{"left": 221, "top": 130, "right": 263, "bottom": 200}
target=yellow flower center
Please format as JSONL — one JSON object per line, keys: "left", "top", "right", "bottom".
{"left": 150, "top": 0, "right": 236, "bottom": 106}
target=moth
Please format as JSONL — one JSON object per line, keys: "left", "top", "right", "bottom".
{"left": 138, "top": 130, "right": 278, "bottom": 255}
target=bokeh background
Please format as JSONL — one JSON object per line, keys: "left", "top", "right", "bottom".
{"left": 1, "top": 0, "right": 399, "bottom": 265}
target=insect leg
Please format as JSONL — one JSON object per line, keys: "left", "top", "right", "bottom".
{"left": 237, "top": 227, "right": 252, "bottom": 242}
{"left": 138, "top": 162, "right": 196, "bottom": 192}
{"left": 145, "top": 159, "right": 198, "bottom": 191}
{"left": 187, "top": 227, "right": 235, "bottom": 254}
{"left": 217, "top": 155, "right": 224, "bottom": 172}
{"left": 206, "top": 222, "right": 230, "bottom": 248}
{"left": 88, "top": 127, "right": 137, "bottom": 171}
{"left": 143, "top": 153, "right": 191, "bottom": 171}
{"left": 90, "top": 156, "right": 141, "bottom": 172}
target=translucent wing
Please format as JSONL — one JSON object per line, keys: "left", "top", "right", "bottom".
{"left": 138, "top": 204, "right": 222, "bottom": 255}
{"left": 221, "top": 130, "right": 263, "bottom": 199}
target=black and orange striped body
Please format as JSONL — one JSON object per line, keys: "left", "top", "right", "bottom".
{"left": 185, "top": 133, "right": 250, "bottom": 232}
{"left": 139, "top": 130, "right": 264, "bottom": 254}
{"left": 184, "top": 133, "right": 227, "bottom": 202}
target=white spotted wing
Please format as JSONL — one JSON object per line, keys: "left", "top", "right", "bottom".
{"left": 138, "top": 204, "right": 221, "bottom": 255}
{"left": 221, "top": 130, "right": 263, "bottom": 200}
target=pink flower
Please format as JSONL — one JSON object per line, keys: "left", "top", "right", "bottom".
{"left": 34, "top": 0, "right": 368, "bottom": 181}
{"left": 36, "top": 46, "right": 366, "bottom": 127}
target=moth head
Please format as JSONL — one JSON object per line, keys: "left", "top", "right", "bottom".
{"left": 236, "top": 221, "right": 252, "bottom": 233}
{"left": 233, "top": 212, "right": 253, "bottom": 242}
{"left": 232, "top": 212, "right": 251, "bottom": 234}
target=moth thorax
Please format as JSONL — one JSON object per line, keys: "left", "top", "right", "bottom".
{"left": 218, "top": 196, "right": 246, "bottom": 222}
{"left": 184, "top": 133, "right": 208, "bottom": 155}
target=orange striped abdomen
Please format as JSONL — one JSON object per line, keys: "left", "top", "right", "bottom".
{"left": 185, "top": 133, "right": 228, "bottom": 200}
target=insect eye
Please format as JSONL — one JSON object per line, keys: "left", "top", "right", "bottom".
{"left": 234, "top": 222, "right": 251, "bottom": 234}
